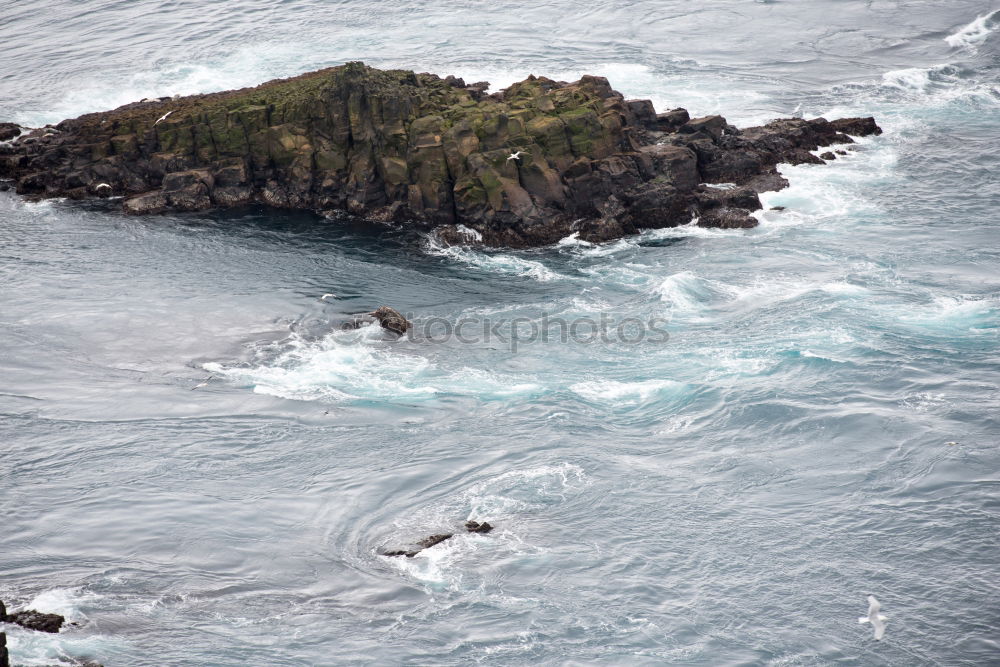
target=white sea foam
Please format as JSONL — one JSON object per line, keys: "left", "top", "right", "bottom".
{"left": 828, "top": 62, "right": 999, "bottom": 121}
{"left": 556, "top": 232, "right": 591, "bottom": 247}
{"left": 205, "top": 328, "right": 545, "bottom": 404}
{"left": 453, "top": 224, "right": 483, "bottom": 242}
{"left": 25, "top": 588, "right": 99, "bottom": 622}
{"left": 898, "top": 295, "right": 998, "bottom": 333}
{"left": 570, "top": 379, "right": 685, "bottom": 404}
{"left": 654, "top": 271, "right": 739, "bottom": 313}
{"left": 945, "top": 10, "right": 1000, "bottom": 49}
{"left": 424, "top": 236, "right": 564, "bottom": 282}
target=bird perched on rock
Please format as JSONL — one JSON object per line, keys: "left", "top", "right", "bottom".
{"left": 859, "top": 595, "right": 888, "bottom": 640}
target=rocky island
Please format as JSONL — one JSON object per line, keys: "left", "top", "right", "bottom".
{"left": 0, "top": 62, "right": 880, "bottom": 247}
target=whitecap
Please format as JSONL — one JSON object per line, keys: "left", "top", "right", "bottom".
{"left": 944, "top": 10, "right": 1000, "bottom": 49}
{"left": 653, "top": 271, "right": 740, "bottom": 313}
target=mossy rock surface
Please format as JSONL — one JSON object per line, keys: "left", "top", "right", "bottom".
{"left": 0, "top": 62, "right": 883, "bottom": 247}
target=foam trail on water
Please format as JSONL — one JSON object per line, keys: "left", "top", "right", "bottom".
{"left": 424, "top": 236, "right": 565, "bottom": 282}
{"left": 204, "top": 327, "right": 544, "bottom": 404}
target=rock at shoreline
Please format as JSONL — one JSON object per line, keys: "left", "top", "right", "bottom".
{"left": 0, "top": 62, "right": 881, "bottom": 247}
{"left": 697, "top": 207, "right": 758, "bottom": 229}
{"left": 1, "top": 631, "right": 8, "bottom": 667}
{"left": 0, "top": 599, "right": 65, "bottom": 633}
{"left": 0, "top": 123, "right": 21, "bottom": 142}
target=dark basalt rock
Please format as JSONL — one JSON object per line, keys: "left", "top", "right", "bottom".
{"left": 1, "top": 631, "right": 8, "bottom": 667}
{"left": 382, "top": 520, "right": 494, "bottom": 557}
{"left": 0, "top": 599, "right": 65, "bottom": 633}
{"left": 0, "top": 123, "right": 20, "bottom": 142}
{"left": 369, "top": 306, "right": 411, "bottom": 335}
{"left": 820, "top": 151, "right": 836, "bottom": 160}
{"left": 464, "top": 520, "right": 493, "bottom": 533}
{"left": 0, "top": 62, "right": 881, "bottom": 247}
{"left": 655, "top": 107, "right": 690, "bottom": 132}
{"left": 697, "top": 207, "right": 758, "bottom": 229}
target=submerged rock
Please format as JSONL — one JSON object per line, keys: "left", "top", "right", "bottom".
{"left": 0, "top": 62, "right": 881, "bottom": 247}
{"left": 0, "top": 599, "right": 65, "bottom": 633}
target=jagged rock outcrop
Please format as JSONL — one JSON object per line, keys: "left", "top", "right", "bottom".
{"left": 0, "top": 62, "right": 881, "bottom": 247}
{"left": 0, "top": 599, "right": 65, "bottom": 633}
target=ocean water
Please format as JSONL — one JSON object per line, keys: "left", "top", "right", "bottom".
{"left": 1, "top": 1, "right": 999, "bottom": 665}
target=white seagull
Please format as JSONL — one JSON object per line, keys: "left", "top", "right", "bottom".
{"left": 859, "top": 595, "right": 888, "bottom": 640}
{"left": 192, "top": 375, "right": 214, "bottom": 390}
{"left": 154, "top": 110, "right": 175, "bottom": 125}
{"left": 506, "top": 150, "right": 528, "bottom": 162}
{"left": 320, "top": 293, "right": 337, "bottom": 301}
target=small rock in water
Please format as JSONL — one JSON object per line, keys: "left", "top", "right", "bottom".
{"left": 465, "top": 520, "right": 493, "bottom": 533}
{"left": 770, "top": 206, "right": 786, "bottom": 211}
{"left": 382, "top": 522, "right": 495, "bottom": 557}
{"left": 820, "top": 151, "right": 836, "bottom": 160}
{"left": 382, "top": 533, "right": 455, "bottom": 558}
{"left": 369, "top": 306, "right": 411, "bottom": 335}
{"left": 1, "top": 631, "right": 8, "bottom": 667}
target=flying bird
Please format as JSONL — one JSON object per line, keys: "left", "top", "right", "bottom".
{"left": 506, "top": 151, "right": 528, "bottom": 162}
{"left": 94, "top": 183, "right": 111, "bottom": 190}
{"left": 859, "top": 595, "right": 888, "bottom": 640}
{"left": 320, "top": 293, "right": 337, "bottom": 301}
{"left": 154, "top": 110, "right": 175, "bottom": 125}
{"left": 192, "top": 375, "right": 214, "bottom": 390}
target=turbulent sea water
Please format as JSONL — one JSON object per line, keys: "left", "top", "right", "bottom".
{"left": 2, "top": 2, "right": 999, "bottom": 665}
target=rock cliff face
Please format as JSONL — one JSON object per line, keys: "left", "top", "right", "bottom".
{"left": 0, "top": 62, "right": 881, "bottom": 247}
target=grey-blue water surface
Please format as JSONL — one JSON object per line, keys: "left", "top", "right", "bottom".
{"left": 1, "top": 1, "right": 999, "bottom": 665}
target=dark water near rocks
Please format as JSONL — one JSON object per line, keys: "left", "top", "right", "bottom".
{"left": 1, "top": 2, "right": 999, "bottom": 665}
